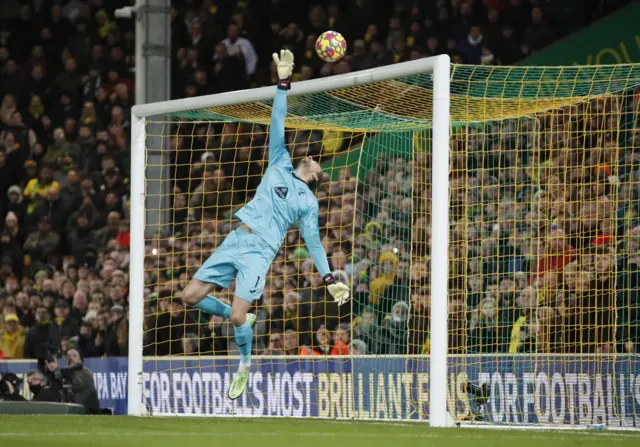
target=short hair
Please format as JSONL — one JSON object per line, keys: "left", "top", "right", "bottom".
{"left": 27, "top": 370, "right": 45, "bottom": 380}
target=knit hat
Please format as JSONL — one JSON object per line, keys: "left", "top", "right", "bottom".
{"left": 365, "top": 221, "right": 383, "bottom": 237}
{"left": 292, "top": 247, "right": 309, "bottom": 260}
{"left": 110, "top": 304, "right": 124, "bottom": 314}
{"left": 4, "top": 314, "right": 19, "bottom": 323}
{"left": 83, "top": 311, "right": 98, "bottom": 322}
{"left": 392, "top": 301, "right": 410, "bottom": 313}
{"left": 333, "top": 269, "right": 349, "bottom": 284}
{"left": 349, "top": 339, "right": 368, "bottom": 354}
{"left": 379, "top": 251, "right": 399, "bottom": 268}
{"left": 7, "top": 185, "right": 22, "bottom": 201}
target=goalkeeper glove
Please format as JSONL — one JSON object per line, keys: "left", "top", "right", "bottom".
{"left": 323, "top": 273, "right": 350, "bottom": 306}
{"left": 272, "top": 49, "right": 294, "bottom": 90}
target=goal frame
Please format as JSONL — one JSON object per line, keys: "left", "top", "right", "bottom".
{"left": 127, "top": 54, "right": 452, "bottom": 423}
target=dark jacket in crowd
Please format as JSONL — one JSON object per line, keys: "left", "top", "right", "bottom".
{"left": 23, "top": 321, "right": 61, "bottom": 359}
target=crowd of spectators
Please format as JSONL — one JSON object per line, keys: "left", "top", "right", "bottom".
{"left": 0, "top": 0, "right": 638, "bottom": 365}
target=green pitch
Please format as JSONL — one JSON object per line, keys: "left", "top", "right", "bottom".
{"left": 1, "top": 416, "right": 638, "bottom": 447}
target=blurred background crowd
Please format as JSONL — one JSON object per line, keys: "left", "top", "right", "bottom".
{"left": 0, "top": 0, "right": 639, "bottom": 364}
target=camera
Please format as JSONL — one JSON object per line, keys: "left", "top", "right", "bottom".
{"left": 0, "top": 378, "right": 11, "bottom": 398}
{"left": 37, "top": 349, "right": 79, "bottom": 403}
{"left": 0, "top": 373, "right": 24, "bottom": 401}
{"left": 462, "top": 382, "right": 490, "bottom": 421}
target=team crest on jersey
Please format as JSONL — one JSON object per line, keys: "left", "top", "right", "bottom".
{"left": 274, "top": 186, "right": 289, "bottom": 199}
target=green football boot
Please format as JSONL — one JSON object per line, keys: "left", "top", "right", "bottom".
{"left": 228, "top": 313, "right": 256, "bottom": 400}
{"left": 228, "top": 371, "right": 250, "bottom": 400}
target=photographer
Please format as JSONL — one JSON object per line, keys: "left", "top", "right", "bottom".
{"left": 26, "top": 370, "right": 63, "bottom": 403}
{"left": 37, "top": 346, "right": 100, "bottom": 413}
{"left": 0, "top": 373, "right": 26, "bottom": 401}
{"left": 64, "top": 347, "right": 100, "bottom": 414}
{"left": 37, "top": 350, "right": 72, "bottom": 403}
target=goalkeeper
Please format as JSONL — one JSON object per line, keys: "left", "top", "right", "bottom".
{"left": 182, "top": 49, "right": 350, "bottom": 400}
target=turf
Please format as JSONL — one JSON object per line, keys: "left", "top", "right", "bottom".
{"left": 0, "top": 416, "right": 638, "bottom": 447}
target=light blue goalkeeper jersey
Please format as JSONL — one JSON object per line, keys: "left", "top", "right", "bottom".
{"left": 234, "top": 88, "right": 331, "bottom": 277}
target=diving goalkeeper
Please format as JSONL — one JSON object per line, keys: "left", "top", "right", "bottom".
{"left": 182, "top": 49, "right": 350, "bottom": 400}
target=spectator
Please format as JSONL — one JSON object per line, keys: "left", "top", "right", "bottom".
{"left": 211, "top": 43, "right": 248, "bottom": 94}
{"left": 534, "top": 228, "right": 576, "bottom": 278}
{"left": 302, "top": 325, "right": 348, "bottom": 356}
{"left": 59, "top": 169, "right": 83, "bottom": 217}
{"left": 618, "top": 233, "right": 640, "bottom": 353}
{"left": 522, "top": 7, "right": 556, "bottom": 52}
{"left": 583, "top": 247, "right": 617, "bottom": 353}
{"left": 0, "top": 313, "right": 25, "bottom": 359}
{"left": 284, "top": 329, "right": 304, "bottom": 355}
{"left": 261, "top": 331, "right": 284, "bottom": 355}
{"left": 458, "top": 25, "right": 484, "bottom": 64}
{"left": 67, "top": 208, "right": 95, "bottom": 265}
{"left": 219, "top": 22, "right": 257, "bottom": 77}
{"left": 189, "top": 167, "right": 233, "bottom": 221}
{"left": 23, "top": 164, "right": 60, "bottom": 215}
{"left": 184, "top": 17, "right": 214, "bottom": 66}
{"left": 23, "top": 215, "right": 60, "bottom": 270}
{"left": 1, "top": 212, "right": 23, "bottom": 277}
{"left": 282, "top": 290, "right": 311, "bottom": 344}
{"left": 379, "top": 301, "right": 409, "bottom": 354}
{"left": 53, "top": 300, "right": 79, "bottom": 339}
{"left": 468, "top": 297, "right": 499, "bottom": 353}
{"left": 509, "top": 287, "right": 538, "bottom": 353}
{"left": 71, "top": 290, "right": 88, "bottom": 324}
{"left": 24, "top": 307, "right": 60, "bottom": 360}
{"left": 56, "top": 58, "right": 82, "bottom": 103}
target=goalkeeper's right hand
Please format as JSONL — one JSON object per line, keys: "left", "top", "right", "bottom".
{"left": 323, "top": 273, "right": 350, "bottom": 306}
{"left": 273, "top": 49, "right": 294, "bottom": 90}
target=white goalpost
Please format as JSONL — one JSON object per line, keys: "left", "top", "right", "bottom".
{"left": 127, "top": 54, "right": 452, "bottom": 422}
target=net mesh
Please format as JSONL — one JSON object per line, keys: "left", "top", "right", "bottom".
{"left": 140, "top": 62, "right": 640, "bottom": 424}
{"left": 175, "top": 65, "right": 640, "bottom": 131}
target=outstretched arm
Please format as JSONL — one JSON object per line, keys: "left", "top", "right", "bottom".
{"left": 300, "top": 202, "right": 331, "bottom": 277}
{"left": 269, "top": 49, "right": 294, "bottom": 168}
{"left": 300, "top": 201, "right": 350, "bottom": 305}
{"left": 269, "top": 89, "right": 289, "bottom": 167}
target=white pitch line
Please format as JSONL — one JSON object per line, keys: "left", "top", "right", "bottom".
{"left": 0, "top": 431, "right": 636, "bottom": 441}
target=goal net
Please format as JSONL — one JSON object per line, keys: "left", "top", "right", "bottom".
{"left": 128, "top": 57, "right": 640, "bottom": 428}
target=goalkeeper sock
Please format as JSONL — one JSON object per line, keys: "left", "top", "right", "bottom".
{"left": 193, "top": 296, "right": 231, "bottom": 319}
{"left": 233, "top": 320, "right": 253, "bottom": 366}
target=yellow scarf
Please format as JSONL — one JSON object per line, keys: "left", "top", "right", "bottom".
{"left": 509, "top": 315, "right": 527, "bottom": 353}
{"left": 369, "top": 252, "right": 399, "bottom": 304}
{"left": 29, "top": 104, "right": 44, "bottom": 119}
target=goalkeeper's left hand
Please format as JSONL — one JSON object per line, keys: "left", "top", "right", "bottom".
{"left": 273, "top": 49, "right": 294, "bottom": 90}
{"left": 323, "top": 273, "right": 350, "bottom": 306}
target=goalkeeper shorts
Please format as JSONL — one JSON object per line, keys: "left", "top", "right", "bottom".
{"left": 194, "top": 227, "right": 276, "bottom": 302}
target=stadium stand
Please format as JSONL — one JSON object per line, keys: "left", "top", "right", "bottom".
{"left": 0, "top": 0, "right": 638, "bottom": 363}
